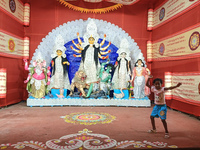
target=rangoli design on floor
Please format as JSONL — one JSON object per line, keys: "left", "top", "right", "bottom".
{"left": 0, "top": 129, "right": 178, "bottom": 149}
{"left": 60, "top": 112, "right": 116, "bottom": 125}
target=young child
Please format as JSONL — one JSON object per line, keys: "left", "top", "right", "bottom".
{"left": 146, "top": 78, "right": 182, "bottom": 138}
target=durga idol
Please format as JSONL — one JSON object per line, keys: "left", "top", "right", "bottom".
{"left": 70, "top": 19, "right": 111, "bottom": 85}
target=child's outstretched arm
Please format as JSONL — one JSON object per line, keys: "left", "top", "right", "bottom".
{"left": 146, "top": 75, "right": 153, "bottom": 88}
{"left": 164, "top": 82, "right": 182, "bottom": 91}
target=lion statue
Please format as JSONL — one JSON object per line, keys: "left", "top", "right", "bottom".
{"left": 69, "top": 70, "right": 89, "bottom": 97}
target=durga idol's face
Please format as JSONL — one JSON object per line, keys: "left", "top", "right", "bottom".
{"left": 57, "top": 50, "right": 62, "bottom": 56}
{"left": 89, "top": 37, "right": 95, "bottom": 45}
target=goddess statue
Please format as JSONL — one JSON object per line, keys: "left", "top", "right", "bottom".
{"left": 24, "top": 52, "right": 51, "bottom": 98}
{"left": 70, "top": 20, "right": 111, "bottom": 85}
{"left": 48, "top": 35, "right": 71, "bottom": 98}
{"left": 131, "top": 59, "right": 150, "bottom": 98}
{"left": 112, "top": 38, "right": 131, "bottom": 89}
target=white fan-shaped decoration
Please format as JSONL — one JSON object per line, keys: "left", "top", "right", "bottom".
{"left": 30, "top": 18, "right": 146, "bottom": 69}
{"left": 51, "top": 34, "right": 66, "bottom": 58}
{"left": 35, "top": 51, "right": 44, "bottom": 61}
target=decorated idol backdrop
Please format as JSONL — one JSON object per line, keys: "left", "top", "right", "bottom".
{"left": 30, "top": 18, "right": 146, "bottom": 83}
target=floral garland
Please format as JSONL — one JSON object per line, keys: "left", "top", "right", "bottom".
{"left": 57, "top": 0, "right": 123, "bottom": 14}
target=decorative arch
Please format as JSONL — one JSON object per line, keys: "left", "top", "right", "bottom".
{"left": 30, "top": 18, "right": 146, "bottom": 81}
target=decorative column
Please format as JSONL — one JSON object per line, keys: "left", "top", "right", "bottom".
{"left": 24, "top": 3, "right": 30, "bottom": 26}
{"left": 147, "top": 9, "right": 153, "bottom": 31}
{"left": 165, "top": 72, "right": 172, "bottom": 100}
{"left": 147, "top": 40, "right": 153, "bottom": 62}
{"left": 0, "top": 68, "right": 6, "bottom": 98}
{"left": 23, "top": 37, "right": 30, "bottom": 59}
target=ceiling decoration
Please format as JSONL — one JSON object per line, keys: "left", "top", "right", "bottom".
{"left": 74, "top": 0, "right": 140, "bottom": 5}
{"left": 57, "top": 0, "right": 140, "bottom": 14}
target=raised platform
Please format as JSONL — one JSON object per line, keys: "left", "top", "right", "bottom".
{"left": 27, "top": 96, "right": 151, "bottom": 107}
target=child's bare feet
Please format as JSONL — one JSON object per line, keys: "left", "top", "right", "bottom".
{"left": 164, "top": 133, "right": 170, "bottom": 138}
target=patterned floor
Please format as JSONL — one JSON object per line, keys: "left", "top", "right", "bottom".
{"left": 0, "top": 128, "right": 178, "bottom": 149}
{"left": 0, "top": 102, "right": 200, "bottom": 150}
{"left": 60, "top": 112, "right": 116, "bottom": 125}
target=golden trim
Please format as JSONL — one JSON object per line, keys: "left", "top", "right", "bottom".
{"left": 57, "top": 0, "right": 123, "bottom": 14}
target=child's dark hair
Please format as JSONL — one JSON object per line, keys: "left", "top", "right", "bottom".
{"left": 153, "top": 78, "right": 163, "bottom": 84}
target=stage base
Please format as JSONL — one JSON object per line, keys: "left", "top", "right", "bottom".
{"left": 27, "top": 96, "right": 151, "bottom": 107}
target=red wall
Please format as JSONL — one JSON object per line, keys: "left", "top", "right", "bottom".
{"left": 0, "top": 10, "right": 25, "bottom": 107}
{"left": 151, "top": 4, "right": 200, "bottom": 75}
{"left": 150, "top": 4, "right": 200, "bottom": 116}
{"left": 151, "top": 4, "right": 200, "bottom": 86}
